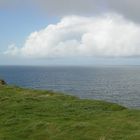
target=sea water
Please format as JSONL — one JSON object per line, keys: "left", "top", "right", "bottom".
{"left": 0, "top": 66, "right": 140, "bottom": 108}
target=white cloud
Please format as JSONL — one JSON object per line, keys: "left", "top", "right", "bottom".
{"left": 5, "top": 13, "right": 140, "bottom": 58}
{"left": 4, "top": 44, "right": 19, "bottom": 56}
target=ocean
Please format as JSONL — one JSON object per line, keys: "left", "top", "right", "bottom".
{"left": 0, "top": 66, "right": 140, "bottom": 108}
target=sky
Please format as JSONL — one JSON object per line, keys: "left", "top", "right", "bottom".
{"left": 1, "top": 0, "right": 140, "bottom": 65}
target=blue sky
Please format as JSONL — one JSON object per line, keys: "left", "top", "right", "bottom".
{"left": 0, "top": 7, "right": 58, "bottom": 52}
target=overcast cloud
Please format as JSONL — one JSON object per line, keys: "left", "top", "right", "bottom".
{"left": 0, "top": 0, "right": 140, "bottom": 23}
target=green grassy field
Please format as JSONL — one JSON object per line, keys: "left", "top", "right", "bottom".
{"left": 0, "top": 85, "right": 140, "bottom": 140}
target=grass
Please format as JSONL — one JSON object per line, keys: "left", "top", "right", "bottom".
{"left": 0, "top": 85, "right": 140, "bottom": 140}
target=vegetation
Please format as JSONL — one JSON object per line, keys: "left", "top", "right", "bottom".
{"left": 0, "top": 85, "right": 140, "bottom": 140}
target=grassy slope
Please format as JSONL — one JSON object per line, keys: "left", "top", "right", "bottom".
{"left": 0, "top": 86, "right": 140, "bottom": 140}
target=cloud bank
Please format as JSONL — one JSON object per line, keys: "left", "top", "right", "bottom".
{"left": 5, "top": 13, "right": 140, "bottom": 59}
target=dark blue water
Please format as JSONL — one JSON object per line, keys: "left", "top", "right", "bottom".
{"left": 0, "top": 66, "right": 140, "bottom": 108}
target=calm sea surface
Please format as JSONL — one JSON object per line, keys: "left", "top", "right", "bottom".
{"left": 0, "top": 66, "right": 140, "bottom": 108}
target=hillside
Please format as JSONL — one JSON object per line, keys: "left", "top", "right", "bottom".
{"left": 0, "top": 85, "right": 140, "bottom": 140}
